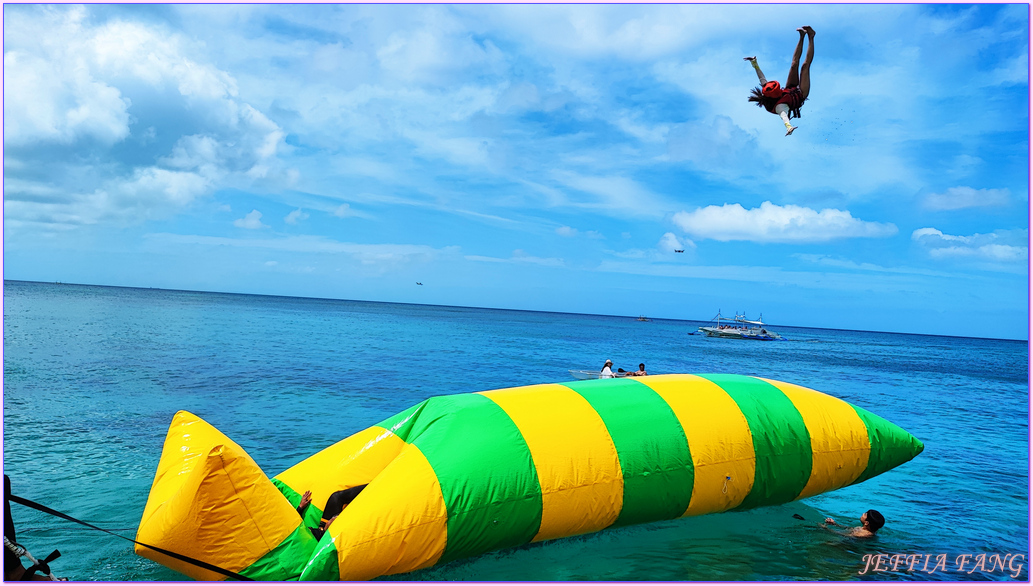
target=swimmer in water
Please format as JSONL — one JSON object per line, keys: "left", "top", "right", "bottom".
{"left": 823, "top": 509, "right": 885, "bottom": 538}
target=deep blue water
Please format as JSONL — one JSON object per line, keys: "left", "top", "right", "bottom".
{"left": 2, "top": 280, "right": 1029, "bottom": 581}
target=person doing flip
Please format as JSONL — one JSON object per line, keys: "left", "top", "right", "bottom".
{"left": 744, "top": 26, "right": 815, "bottom": 136}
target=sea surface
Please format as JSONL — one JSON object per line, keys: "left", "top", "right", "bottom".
{"left": 2, "top": 280, "right": 1029, "bottom": 581}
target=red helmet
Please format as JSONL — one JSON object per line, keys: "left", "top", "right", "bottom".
{"left": 762, "top": 80, "right": 783, "bottom": 98}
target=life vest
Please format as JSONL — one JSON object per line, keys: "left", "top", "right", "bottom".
{"left": 763, "top": 85, "right": 804, "bottom": 119}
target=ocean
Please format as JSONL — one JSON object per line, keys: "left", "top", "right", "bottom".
{"left": 2, "top": 280, "right": 1028, "bottom": 581}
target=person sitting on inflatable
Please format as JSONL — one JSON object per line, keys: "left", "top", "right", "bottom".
{"left": 744, "top": 26, "right": 815, "bottom": 136}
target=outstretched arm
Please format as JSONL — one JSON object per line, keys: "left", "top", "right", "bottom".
{"left": 744, "top": 56, "right": 767, "bottom": 84}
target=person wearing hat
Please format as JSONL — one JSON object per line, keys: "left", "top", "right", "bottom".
{"left": 744, "top": 26, "right": 815, "bottom": 135}
{"left": 600, "top": 360, "right": 615, "bottom": 379}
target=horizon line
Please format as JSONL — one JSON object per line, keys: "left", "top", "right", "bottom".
{"left": 3, "top": 278, "right": 1029, "bottom": 343}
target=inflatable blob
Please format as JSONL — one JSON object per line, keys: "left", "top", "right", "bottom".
{"left": 135, "top": 374, "right": 923, "bottom": 580}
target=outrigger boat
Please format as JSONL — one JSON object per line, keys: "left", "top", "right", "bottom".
{"left": 696, "top": 311, "right": 784, "bottom": 341}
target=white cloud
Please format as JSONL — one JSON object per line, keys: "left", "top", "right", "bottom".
{"left": 912, "top": 228, "right": 1028, "bottom": 263}
{"left": 234, "top": 210, "right": 268, "bottom": 229}
{"left": 672, "top": 202, "right": 898, "bottom": 243}
{"left": 665, "top": 116, "right": 767, "bottom": 180}
{"left": 2, "top": 6, "right": 287, "bottom": 230}
{"left": 376, "top": 22, "right": 505, "bottom": 85}
{"left": 465, "top": 249, "right": 564, "bottom": 267}
{"left": 658, "top": 232, "right": 693, "bottom": 252}
{"left": 551, "top": 171, "right": 673, "bottom": 218}
{"left": 793, "top": 254, "right": 956, "bottom": 278}
{"left": 146, "top": 232, "right": 456, "bottom": 267}
{"left": 3, "top": 50, "right": 131, "bottom": 146}
{"left": 556, "top": 226, "right": 578, "bottom": 237}
{"left": 922, "top": 187, "right": 1010, "bottom": 210}
{"left": 284, "top": 208, "right": 310, "bottom": 225}
{"left": 512, "top": 249, "right": 564, "bottom": 267}
{"left": 333, "top": 203, "right": 360, "bottom": 218}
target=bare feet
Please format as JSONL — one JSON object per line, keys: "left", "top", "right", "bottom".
{"left": 802, "top": 26, "right": 815, "bottom": 38}
{"left": 743, "top": 56, "right": 756, "bottom": 61}
{"left": 785, "top": 125, "right": 798, "bottom": 136}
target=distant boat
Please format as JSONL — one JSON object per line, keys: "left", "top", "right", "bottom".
{"left": 636, "top": 316, "right": 651, "bottom": 322}
{"left": 696, "top": 311, "right": 784, "bottom": 341}
{"left": 568, "top": 369, "right": 603, "bottom": 380}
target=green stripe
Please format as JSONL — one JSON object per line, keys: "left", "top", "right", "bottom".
{"left": 298, "top": 532, "right": 340, "bottom": 581}
{"left": 271, "top": 477, "right": 323, "bottom": 530}
{"left": 850, "top": 405, "right": 925, "bottom": 485}
{"left": 700, "top": 374, "right": 812, "bottom": 510}
{"left": 402, "top": 393, "right": 543, "bottom": 564}
{"left": 242, "top": 522, "right": 318, "bottom": 580}
{"left": 562, "top": 378, "right": 694, "bottom": 527}
{"left": 376, "top": 400, "right": 429, "bottom": 441}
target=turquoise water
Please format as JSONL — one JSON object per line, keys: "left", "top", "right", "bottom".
{"left": 2, "top": 280, "right": 1028, "bottom": 581}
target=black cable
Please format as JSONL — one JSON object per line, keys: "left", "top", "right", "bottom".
{"left": 8, "top": 494, "right": 253, "bottom": 581}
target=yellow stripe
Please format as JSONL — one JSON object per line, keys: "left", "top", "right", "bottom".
{"left": 761, "top": 379, "right": 871, "bottom": 499}
{"left": 274, "top": 425, "right": 406, "bottom": 513}
{"left": 639, "top": 375, "right": 756, "bottom": 516}
{"left": 479, "top": 384, "right": 623, "bottom": 542}
{"left": 331, "top": 444, "right": 448, "bottom": 580}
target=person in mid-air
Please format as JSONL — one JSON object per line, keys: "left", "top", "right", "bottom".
{"left": 744, "top": 26, "right": 815, "bottom": 136}
{"left": 823, "top": 509, "right": 884, "bottom": 538}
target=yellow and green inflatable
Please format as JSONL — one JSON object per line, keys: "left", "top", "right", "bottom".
{"left": 135, "top": 374, "right": 923, "bottom": 580}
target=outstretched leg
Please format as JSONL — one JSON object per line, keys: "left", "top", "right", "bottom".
{"left": 799, "top": 26, "right": 815, "bottom": 99}
{"left": 786, "top": 28, "right": 805, "bottom": 88}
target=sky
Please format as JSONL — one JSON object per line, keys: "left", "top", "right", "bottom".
{"left": 2, "top": 4, "right": 1029, "bottom": 340}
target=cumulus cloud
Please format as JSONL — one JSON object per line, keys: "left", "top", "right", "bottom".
{"left": 922, "top": 187, "right": 1010, "bottom": 210}
{"left": 556, "top": 226, "right": 578, "bottom": 237}
{"left": 234, "top": 210, "right": 268, "bottom": 229}
{"left": 912, "top": 228, "right": 1028, "bottom": 263}
{"left": 3, "top": 50, "right": 131, "bottom": 146}
{"left": 3, "top": 6, "right": 287, "bottom": 231}
{"left": 284, "top": 208, "right": 310, "bottom": 225}
{"left": 672, "top": 202, "right": 898, "bottom": 243}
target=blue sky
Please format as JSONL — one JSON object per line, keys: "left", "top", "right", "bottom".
{"left": 3, "top": 4, "right": 1029, "bottom": 339}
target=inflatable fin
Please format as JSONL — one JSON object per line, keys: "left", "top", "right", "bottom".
{"left": 134, "top": 411, "right": 317, "bottom": 580}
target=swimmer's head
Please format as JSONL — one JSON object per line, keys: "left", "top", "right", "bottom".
{"left": 762, "top": 80, "right": 783, "bottom": 98}
{"left": 863, "top": 509, "right": 885, "bottom": 532}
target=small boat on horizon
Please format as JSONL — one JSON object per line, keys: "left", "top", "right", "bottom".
{"left": 696, "top": 311, "right": 784, "bottom": 341}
